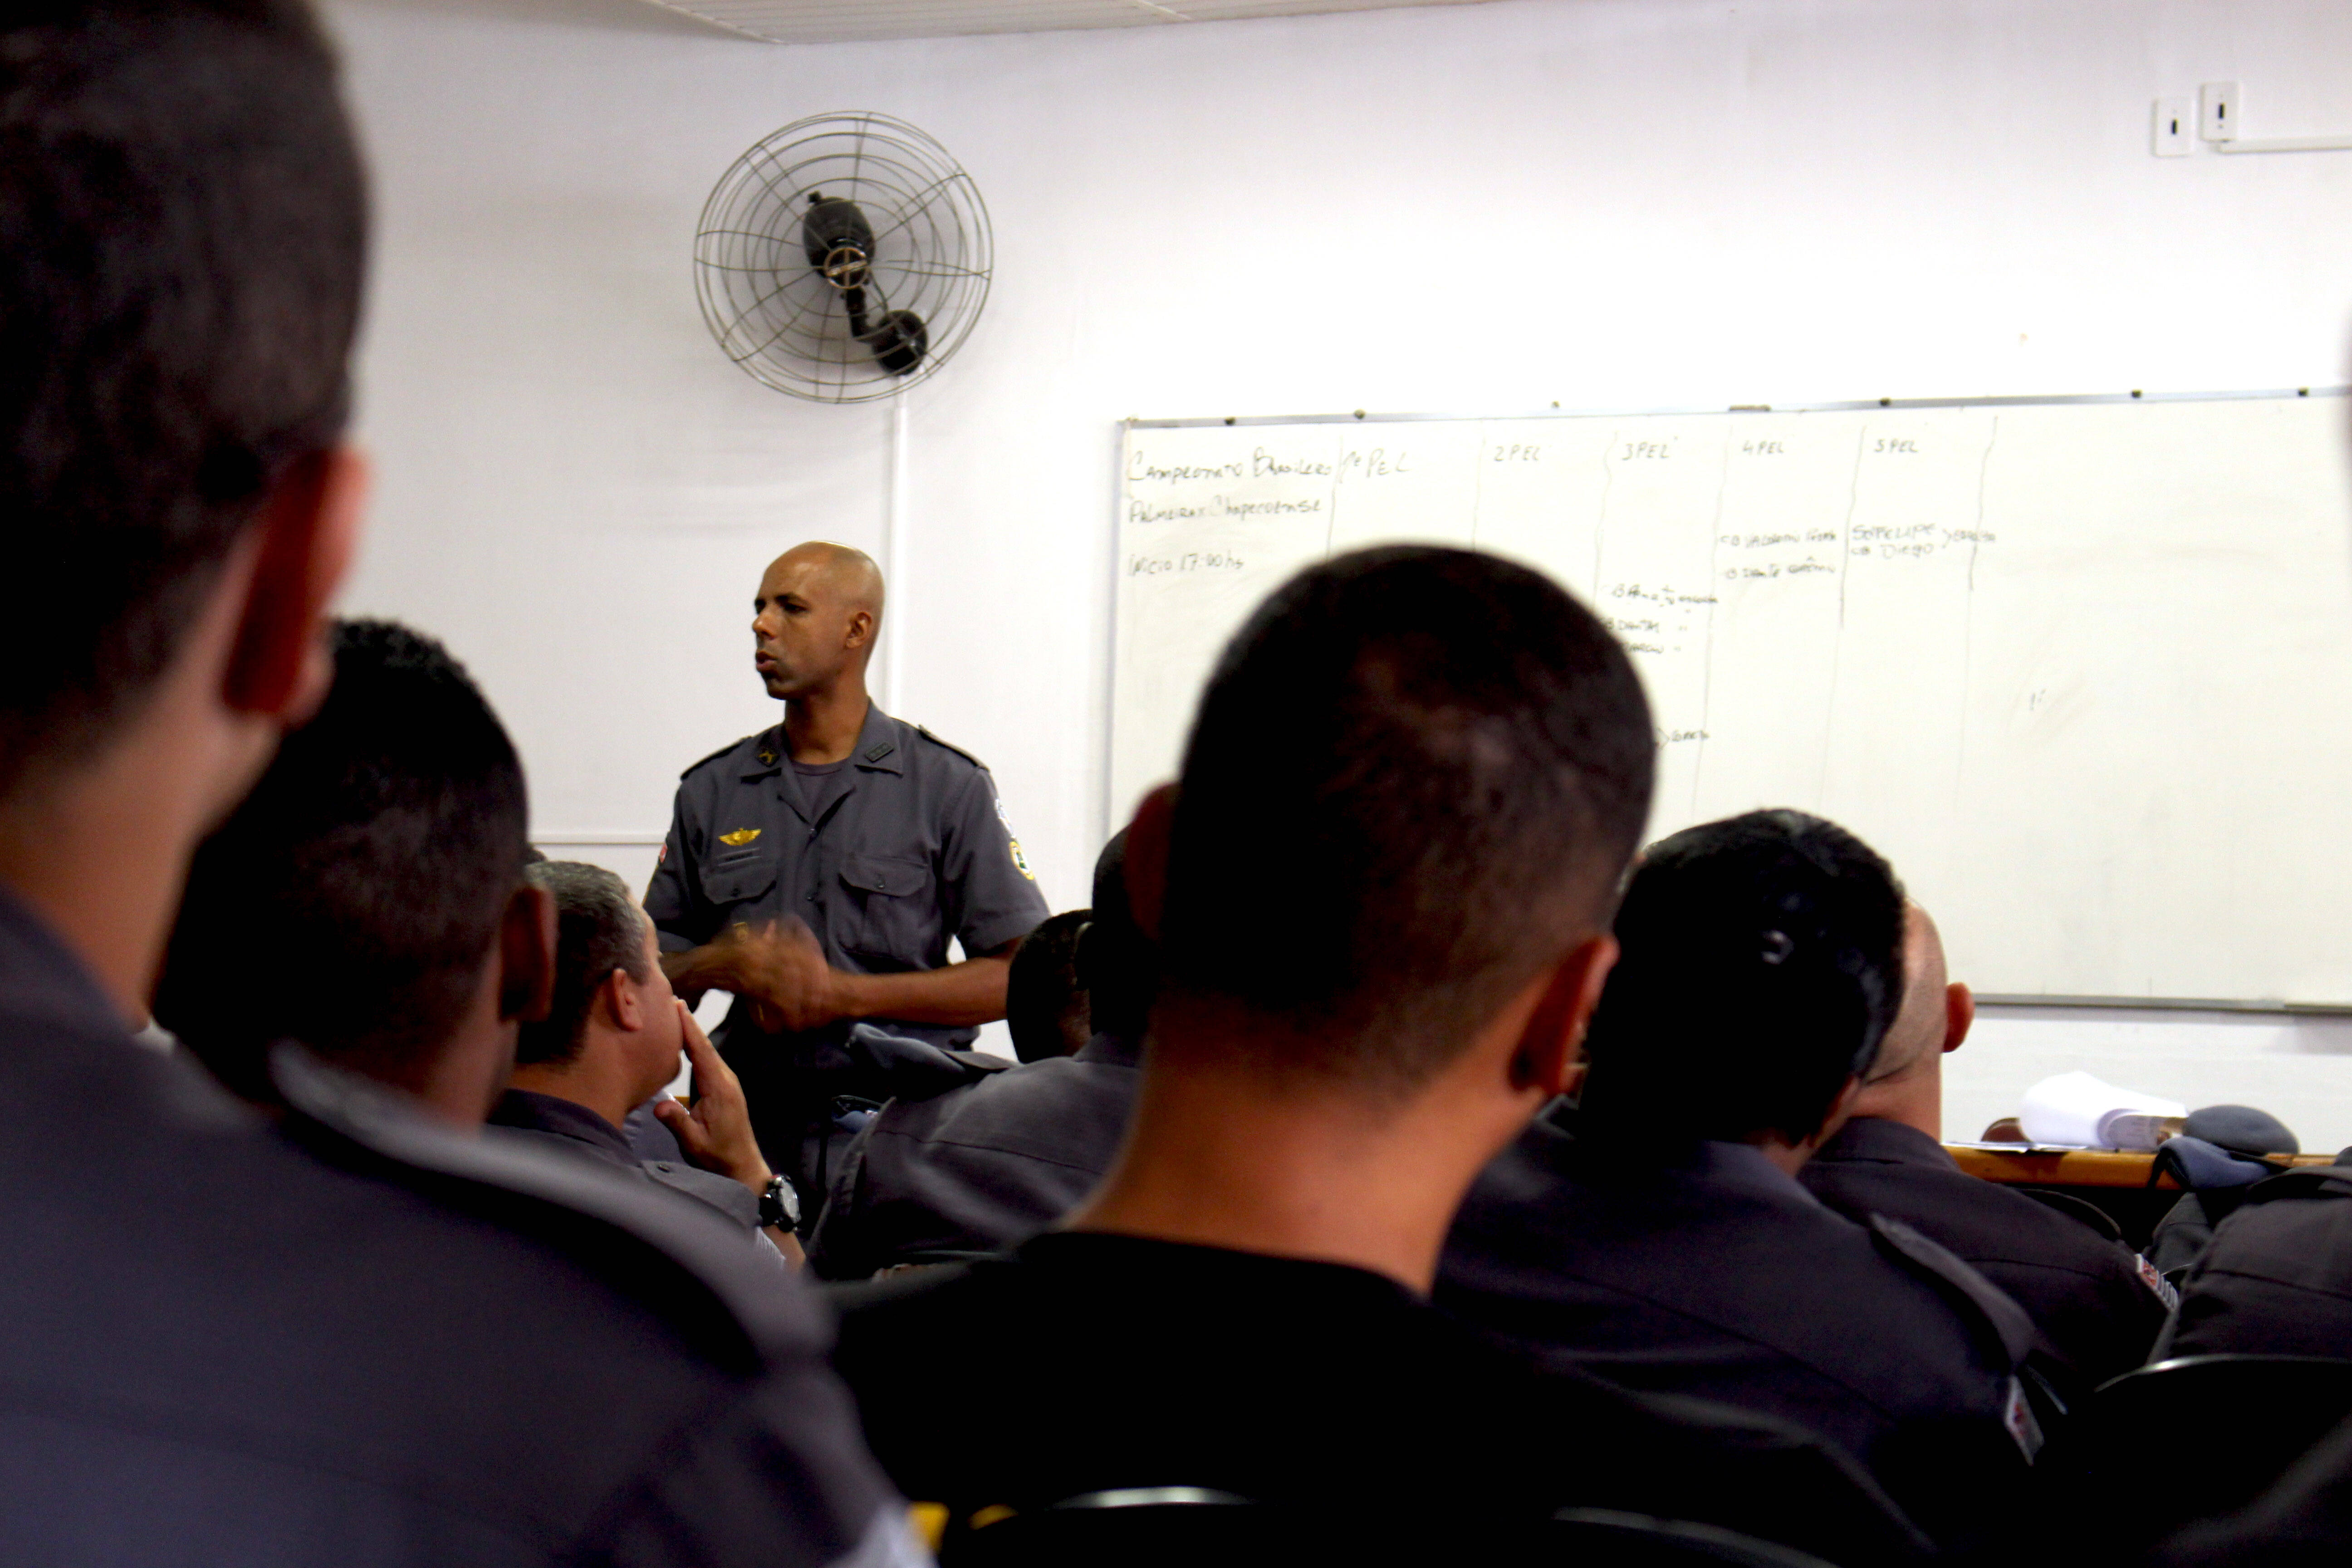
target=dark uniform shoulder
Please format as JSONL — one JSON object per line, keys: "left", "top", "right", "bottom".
{"left": 914, "top": 724, "right": 991, "bottom": 773}
{"left": 681, "top": 729, "right": 781, "bottom": 781}
{"left": 1866, "top": 1214, "right": 2036, "bottom": 1367}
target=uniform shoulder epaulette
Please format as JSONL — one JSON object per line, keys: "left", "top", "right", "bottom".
{"left": 1866, "top": 1213, "right": 2036, "bottom": 1367}
{"left": 2244, "top": 1163, "right": 2352, "bottom": 1205}
{"left": 915, "top": 724, "right": 990, "bottom": 771}
{"left": 680, "top": 731, "right": 770, "bottom": 779}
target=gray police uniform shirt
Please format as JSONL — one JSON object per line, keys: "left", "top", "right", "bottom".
{"left": 1438, "top": 1101, "right": 2041, "bottom": 1557}
{"left": 489, "top": 1088, "right": 766, "bottom": 1233}
{"left": 0, "top": 883, "right": 911, "bottom": 1568}
{"left": 806, "top": 1030, "right": 1146, "bottom": 1280}
{"left": 647, "top": 705, "right": 1048, "bottom": 1124}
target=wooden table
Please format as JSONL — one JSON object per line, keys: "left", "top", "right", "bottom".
{"left": 1943, "top": 1145, "right": 2337, "bottom": 1246}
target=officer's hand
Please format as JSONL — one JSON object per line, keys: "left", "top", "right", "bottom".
{"left": 712, "top": 918, "right": 843, "bottom": 1034}
{"left": 653, "top": 1002, "right": 774, "bottom": 1193}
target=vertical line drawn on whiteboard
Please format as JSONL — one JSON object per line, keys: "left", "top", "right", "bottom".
{"left": 1953, "top": 415, "right": 1999, "bottom": 828}
{"left": 1819, "top": 424, "right": 1867, "bottom": 803}
{"left": 1592, "top": 431, "right": 1617, "bottom": 598}
{"left": 1692, "top": 425, "right": 1735, "bottom": 820}
{"left": 1469, "top": 423, "right": 1490, "bottom": 549}
{"left": 1838, "top": 424, "right": 1865, "bottom": 631}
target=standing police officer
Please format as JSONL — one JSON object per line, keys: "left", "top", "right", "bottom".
{"left": 648, "top": 541, "right": 1049, "bottom": 1218}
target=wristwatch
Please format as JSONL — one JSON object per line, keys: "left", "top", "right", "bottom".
{"left": 759, "top": 1173, "right": 800, "bottom": 1232}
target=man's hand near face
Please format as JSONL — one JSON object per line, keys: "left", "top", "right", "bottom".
{"left": 654, "top": 1003, "right": 804, "bottom": 1264}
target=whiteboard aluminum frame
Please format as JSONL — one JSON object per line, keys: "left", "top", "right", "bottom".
{"left": 1112, "top": 386, "right": 2352, "bottom": 1015}
{"left": 1123, "top": 385, "right": 2350, "bottom": 430}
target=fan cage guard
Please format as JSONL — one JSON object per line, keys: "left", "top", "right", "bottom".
{"left": 695, "top": 111, "right": 993, "bottom": 404}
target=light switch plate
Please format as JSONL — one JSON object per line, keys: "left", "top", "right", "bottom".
{"left": 2154, "top": 98, "right": 2193, "bottom": 156}
{"left": 2201, "top": 81, "right": 2239, "bottom": 142}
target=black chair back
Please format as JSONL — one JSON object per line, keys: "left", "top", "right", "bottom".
{"left": 943, "top": 1492, "right": 1843, "bottom": 1567}
{"left": 2038, "top": 1353, "right": 2352, "bottom": 1549}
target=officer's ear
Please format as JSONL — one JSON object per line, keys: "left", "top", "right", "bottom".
{"left": 498, "top": 882, "right": 558, "bottom": 1024}
{"left": 1121, "top": 784, "right": 1176, "bottom": 944}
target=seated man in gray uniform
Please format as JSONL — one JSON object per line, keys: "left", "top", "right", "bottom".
{"left": 1438, "top": 809, "right": 2041, "bottom": 1554}
{"left": 1800, "top": 901, "right": 2172, "bottom": 1393}
{"left": 807, "top": 833, "right": 1153, "bottom": 1278}
{"left": 152, "top": 623, "right": 899, "bottom": 1561}
{"left": 828, "top": 548, "right": 1930, "bottom": 1564}
{"left": 498, "top": 860, "right": 802, "bottom": 1258}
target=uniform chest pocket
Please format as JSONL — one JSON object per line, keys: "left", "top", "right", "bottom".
{"left": 700, "top": 853, "right": 778, "bottom": 910}
{"left": 838, "top": 853, "right": 936, "bottom": 963}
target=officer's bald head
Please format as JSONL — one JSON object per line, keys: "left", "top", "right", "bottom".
{"left": 753, "top": 541, "right": 885, "bottom": 699}
{"left": 1862, "top": 905, "right": 1950, "bottom": 1085}
{"left": 770, "top": 542, "right": 884, "bottom": 620}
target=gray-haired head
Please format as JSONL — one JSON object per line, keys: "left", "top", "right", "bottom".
{"left": 516, "top": 861, "right": 652, "bottom": 1068}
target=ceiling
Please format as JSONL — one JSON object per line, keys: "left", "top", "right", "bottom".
{"left": 637, "top": 0, "right": 1505, "bottom": 44}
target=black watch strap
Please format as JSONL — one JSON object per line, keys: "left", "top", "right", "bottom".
{"left": 759, "top": 1173, "right": 800, "bottom": 1231}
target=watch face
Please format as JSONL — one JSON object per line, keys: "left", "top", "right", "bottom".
{"left": 763, "top": 1175, "right": 801, "bottom": 1229}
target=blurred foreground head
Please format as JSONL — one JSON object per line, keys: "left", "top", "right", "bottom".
{"left": 157, "top": 621, "right": 539, "bottom": 1115}
{"left": 0, "top": 0, "right": 364, "bottom": 800}
{"left": 1580, "top": 809, "right": 1907, "bottom": 1146}
{"left": 1156, "top": 544, "right": 1655, "bottom": 1099}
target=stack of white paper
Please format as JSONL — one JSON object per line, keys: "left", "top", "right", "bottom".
{"left": 2018, "top": 1071, "right": 2188, "bottom": 1151}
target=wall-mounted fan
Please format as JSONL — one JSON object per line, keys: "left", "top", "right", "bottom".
{"left": 694, "top": 112, "right": 992, "bottom": 404}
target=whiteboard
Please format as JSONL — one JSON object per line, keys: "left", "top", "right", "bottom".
{"left": 1112, "top": 392, "right": 2352, "bottom": 1007}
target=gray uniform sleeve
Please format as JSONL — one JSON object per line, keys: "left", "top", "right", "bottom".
{"left": 646, "top": 779, "right": 717, "bottom": 954}
{"left": 938, "top": 769, "right": 1051, "bottom": 957}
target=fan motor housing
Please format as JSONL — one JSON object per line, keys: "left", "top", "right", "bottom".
{"left": 694, "top": 113, "right": 992, "bottom": 404}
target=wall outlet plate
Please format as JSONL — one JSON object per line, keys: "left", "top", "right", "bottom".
{"left": 2154, "top": 97, "right": 2193, "bottom": 157}
{"left": 2201, "top": 81, "right": 2239, "bottom": 142}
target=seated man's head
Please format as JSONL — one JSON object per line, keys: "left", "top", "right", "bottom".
{"left": 1007, "top": 910, "right": 1093, "bottom": 1063}
{"left": 513, "top": 861, "right": 687, "bottom": 1116}
{"left": 155, "top": 620, "right": 550, "bottom": 1122}
{"left": 1076, "top": 827, "right": 1154, "bottom": 1047}
{"left": 1578, "top": 809, "right": 1907, "bottom": 1159}
{"left": 1848, "top": 902, "right": 1974, "bottom": 1132}
{"left": 1138, "top": 544, "right": 1654, "bottom": 1130}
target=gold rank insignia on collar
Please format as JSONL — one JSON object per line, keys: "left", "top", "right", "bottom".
{"left": 719, "top": 828, "right": 762, "bottom": 847}
{"left": 756, "top": 747, "right": 777, "bottom": 766}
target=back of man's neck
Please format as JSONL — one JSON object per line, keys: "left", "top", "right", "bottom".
{"left": 1067, "top": 1050, "right": 1489, "bottom": 1297}
{"left": 1847, "top": 1074, "right": 1940, "bottom": 1142}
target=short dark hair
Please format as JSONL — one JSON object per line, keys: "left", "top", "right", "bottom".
{"left": 1078, "top": 828, "right": 1154, "bottom": 1044}
{"left": 1159, "top": 545, "right": 1655, "bottom": 1098}
{"left": 1578, "top": 809, "right": 1907, "bottom": 1145}
{"left": 0, "top": 0, "right": 365, "bottom": 797}
{"left": 515, "top": 861, "right": 654, "bottom": 1069}
{"left": 1006, "top": 910, "right": 1092, "bottom": 1063}
{"left": 155, "top": 621, "right": 528, "bottom": 1099}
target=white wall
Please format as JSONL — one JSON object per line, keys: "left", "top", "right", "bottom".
{"left": 327, "top": 0, "right": 2352, "bottom": 1144}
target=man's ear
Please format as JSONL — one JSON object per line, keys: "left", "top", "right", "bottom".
{"left": 605, "top": 966, "right": 643, "bottom": 1032}
{"left": 1509, "top": 933, "right": 1619, "bottom": 1097}
{"left": 222, "top": 446, "right": 366, "bottom": 723}
{"left": 498, "top": 883, "right": 557, "bottom": 1024}
{"left": 1122, "top": 784, "right": 1176, "bottom": 943}
{"left": 843, "top": 606, "right": 874, "bottom": 653}
{"left": 1943, "top": 981, "right": 1975, "bottom": 1054}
